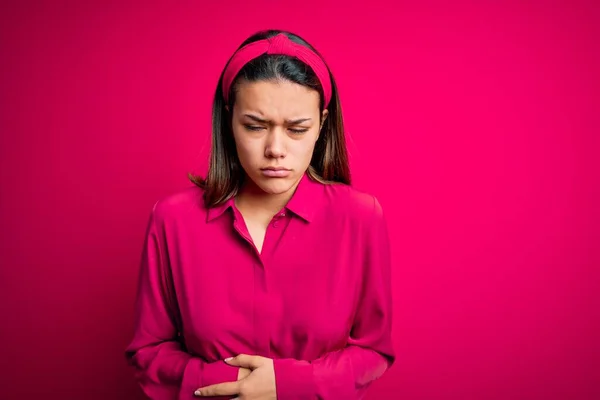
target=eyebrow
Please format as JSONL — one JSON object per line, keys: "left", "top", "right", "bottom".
{"left": 243, "top": 114, "right": 312, "bottom": 124}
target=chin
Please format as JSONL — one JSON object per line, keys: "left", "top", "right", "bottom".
{"left": 255, "top": 177, "right": 296, "bottom": 195}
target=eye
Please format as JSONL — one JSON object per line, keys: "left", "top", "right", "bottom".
{"left": 244, "top": 125, "right": 264, "bottom": 132}
{"left": 289, "top": 128, "right": 309, "bottom": 134}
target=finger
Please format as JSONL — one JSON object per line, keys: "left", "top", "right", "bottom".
{"left": 225, "top": 354, "right": 263, "bottom": 369}
{"left": 194, "top": 381, "right": 240, "bottom": 397}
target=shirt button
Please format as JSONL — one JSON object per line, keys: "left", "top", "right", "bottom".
{"left": 273, "top": 220, "right": 280, "bottom": 228}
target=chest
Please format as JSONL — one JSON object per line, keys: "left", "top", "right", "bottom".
{"left": 170, "top": 216, "right": 363, "bottom": 359}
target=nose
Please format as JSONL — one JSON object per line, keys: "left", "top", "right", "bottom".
{"left": 264, "top": 129, "right": 286, "bottom": 159}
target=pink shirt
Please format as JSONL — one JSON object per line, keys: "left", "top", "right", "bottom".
{"left": 125, "top": 173, "right": 395, "bottom": 399}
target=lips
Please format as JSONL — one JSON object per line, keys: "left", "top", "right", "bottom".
{"left": 261, "top": 167, "right": 290, "bottom": 171}
{"left": 261, "top": 167, "right": 291, "bottom": 178}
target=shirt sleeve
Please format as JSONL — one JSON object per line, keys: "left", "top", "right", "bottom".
{"left": 125, "top": 203, "right": 239, "bottom": 400}
{"left": 272, "top": 196, "right": 395, "bottom": 400}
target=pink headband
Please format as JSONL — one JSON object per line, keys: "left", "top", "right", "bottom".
{"left": 222, "top": 33, "right": 332, "bottom": 108}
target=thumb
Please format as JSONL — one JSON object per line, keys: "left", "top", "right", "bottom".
{"left": 225, "top": 354, "right": 263, "bottom": 369}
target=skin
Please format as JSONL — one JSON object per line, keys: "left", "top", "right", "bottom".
{"left": 194, "top": 79, "right": 328, "bottom": 398}
{"left": 195, "top": 354, "right": 276, "bottom": 399}
{"left": 229, "top": 79, "right": 327, "bottom": 254}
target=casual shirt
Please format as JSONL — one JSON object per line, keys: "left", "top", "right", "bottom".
{"left": 125, "top": 173, "right": 395, "bottom": 399}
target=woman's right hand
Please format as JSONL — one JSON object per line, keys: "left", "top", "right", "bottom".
{"left": 237, "top": 367, "right": 251, "bottom": 381}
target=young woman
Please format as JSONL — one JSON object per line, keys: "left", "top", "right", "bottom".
{"left": 125, "top": 29, "right": 395, "bottom": 400}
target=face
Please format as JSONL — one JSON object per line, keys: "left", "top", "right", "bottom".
{"left": 229, "top": 79, "right": 328, "bottom": 196}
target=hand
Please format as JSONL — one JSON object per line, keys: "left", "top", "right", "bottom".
{"left": 238, "top": 367, "right": 251, "bottom": 380}
{"left": 195, "top": 354, "right": 276, "bottom": 399}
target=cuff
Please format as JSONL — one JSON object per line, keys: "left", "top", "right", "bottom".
{"left": 273, "top": 358, "right": 315, "bottom": 400}
{"left": 179, "top": 358, "right": 239, "bottom": 400}
{"left": 202, "top": 359, "right": 239, "bottom": 388}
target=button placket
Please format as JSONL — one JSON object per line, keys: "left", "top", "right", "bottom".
{"left": 262, "top": 211, "right": 288, "bottom": 356}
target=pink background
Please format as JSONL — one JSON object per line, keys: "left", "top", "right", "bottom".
{"left": 1, "top": 1, "right": 598, "bottom": 399}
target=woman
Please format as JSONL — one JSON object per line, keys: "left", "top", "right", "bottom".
{"left": 125, "top": 29, "right": 395, "bottom": 400}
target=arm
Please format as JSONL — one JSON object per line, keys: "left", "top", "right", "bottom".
{"left": 273, "top": 196, "right": 395, "bottom": 400}
{"left": 125, "top": 203, "right": 238, "bottom": 399}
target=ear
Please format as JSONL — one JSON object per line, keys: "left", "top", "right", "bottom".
{"left": 319, "top": 109, "right": 329, "bottom": 131}
{"left": 225, "top": 105, "right": 230, "bottom": 113}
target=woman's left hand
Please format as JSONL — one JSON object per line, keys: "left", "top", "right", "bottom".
{"left": 194, "top": 354, "right": 276, "bottom": 399}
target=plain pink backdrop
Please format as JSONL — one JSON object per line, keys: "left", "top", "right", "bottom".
{"left": 1, "top": 1, "right": 598, "bottom": 399}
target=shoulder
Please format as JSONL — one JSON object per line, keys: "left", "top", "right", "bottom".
{"left": 150, "top": 185, "right": 206, "bottom": 224}
{"left": 321, "top": 182, "right": 384, "bottom": 223}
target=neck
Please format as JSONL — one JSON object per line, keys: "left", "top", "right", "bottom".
{"left": 235, "top": 177, "right": 300, "bottom": 218}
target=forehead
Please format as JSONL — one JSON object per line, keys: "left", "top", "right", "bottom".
{"left": 233, "top": 79, "right": 320, "bottom": 117}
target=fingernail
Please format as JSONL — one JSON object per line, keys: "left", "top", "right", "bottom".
{"left": 224, "top": 357, "right": 233, "bottom": 361}
{"left": 194, "top": 390, "right": 202, "bottom": 396}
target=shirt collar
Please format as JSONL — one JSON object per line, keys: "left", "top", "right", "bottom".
{"left": 205, "top": 172, "right": 323, "bottom": 223}
{"left": 206, "top": 195, "right": 235, "bottom": 222}
{"left": 284, "top": 172, "right": 322, "bottom": 222}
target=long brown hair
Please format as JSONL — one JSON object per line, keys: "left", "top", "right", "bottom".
{"left": 188, "top": 29, "right": 351, "bottom": 207}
